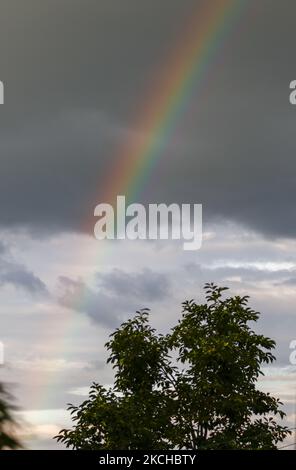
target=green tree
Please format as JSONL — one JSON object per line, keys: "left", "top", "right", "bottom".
{"left": 56, "top": 284, "right": 290, "bottom": 449}
{"left": 0, "top": 383, "right": 21, "bottom": 449}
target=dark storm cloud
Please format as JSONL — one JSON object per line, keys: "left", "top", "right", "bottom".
{"left": 0, "top": 0, "right": 296, "bottom": 237}
{"left": 58, "top": 268, "right": 170, "bottom": 327}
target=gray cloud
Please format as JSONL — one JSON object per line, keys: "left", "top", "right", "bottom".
{"left": 0, "top": 0, "right": 295, "bottom": 238}
{"left": 97, "top": 267, "right": 169, "bottom": 301}
{"left": 184, "top": 262, "right": 296, "bottom": 287}
{"left": 58, "top": 267, "right": 170, "bottom": 327}
{"left": 0, "top": 241, "right": 48, "bottom": 297}
{"left": 0, "top": 268, "right": 48, "bottom": 296}
{"left": 56, "top": 260, "right": 296, "bottom": 368}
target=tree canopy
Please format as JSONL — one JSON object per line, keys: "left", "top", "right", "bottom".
{"left": 56, "top": 284, "right": 290, "bottom": 449}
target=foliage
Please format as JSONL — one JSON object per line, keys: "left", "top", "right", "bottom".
{"left": 56, "top": 284, "right": 290, "bottom": 449}
{"left": 0, "top": 383, "right": 21, "bottom": 449}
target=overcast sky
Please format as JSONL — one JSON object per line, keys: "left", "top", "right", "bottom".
{"left": 1, "top": 0, "right": 296, "bottom": 449}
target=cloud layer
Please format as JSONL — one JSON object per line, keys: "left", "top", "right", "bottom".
{"left": 58, "top": 267, "right": 170, "bottom": 327}
{"left": 0, "top": 241, "right": 48, "bottom": 296}
{"left": 0, "top": 0, "right": 295, "bottom": 238}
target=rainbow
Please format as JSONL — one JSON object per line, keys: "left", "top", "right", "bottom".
{"left": 31, "top": 0, "right": 247, "bottom": 420}
{"left": 102, "top": 0, "right": 246, "bottom": 206}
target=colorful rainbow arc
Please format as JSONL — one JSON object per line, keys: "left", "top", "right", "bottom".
{"left": 101, "top": 0, "right": 245, "bottom": 206}
{"left": 31, "top": 0, "right": 247, "bottom": 414}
